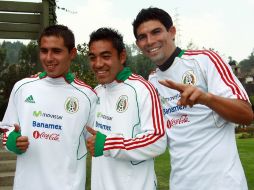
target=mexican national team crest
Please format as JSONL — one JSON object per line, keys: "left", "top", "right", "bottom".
{"left": 65, "top": 97, "right": 79, "bottom": 113}
{"left": 182, "top": 70, "right": 196, "bottom": 85}
{"left": 116, "top": 95, "right": 128, "bottom": 113}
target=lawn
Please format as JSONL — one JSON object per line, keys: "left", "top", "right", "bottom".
{"left": 86, "top": 138, "right": 254, "bottom": 190}
{"left": 237, "top": 138, "right": 254, "bottom": 189}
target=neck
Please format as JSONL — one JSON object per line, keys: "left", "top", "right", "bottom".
{"left": 158, "top": 47, "right": 182, "bottom": 71}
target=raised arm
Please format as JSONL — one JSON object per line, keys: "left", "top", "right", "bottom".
{"left": 159, "top": 79, "right": 253, "bottom": 125}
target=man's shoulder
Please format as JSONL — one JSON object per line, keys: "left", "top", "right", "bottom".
{"left": 182, "top": 49, "right": 223, "bottom": 62}
{"left": 126, "top": 73, "right": 156, "bottom": 92}
{"left": 14, "top": 76, "right": 40, "bottom": 87}
{"left": 72, "top": 78, "right": 97, "bottom": 96}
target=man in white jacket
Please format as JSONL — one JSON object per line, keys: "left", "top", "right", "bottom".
{"left": 2, "top": 25, "right": 97, "bottom": 190}
{"left": 132, "top": 7, "right": 253, "bottom": 190}
{"left": 86, "top": 27, "right": 167, "bottom": 190}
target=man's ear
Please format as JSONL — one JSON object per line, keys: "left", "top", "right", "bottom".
{"left": 120, "top": 49, "right": 127, "bottom": 65}
{"left": 169, "top": 26, "right": 176, "bottom": 40}
{"left": 70, "top": 48, "right": 77, "bottom": 60}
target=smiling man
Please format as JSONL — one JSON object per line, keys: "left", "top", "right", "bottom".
{"left": 86, "top": 27, "right": 166, "bottom": 190}
{"left": 2, "top": 25, "right": 97, "bottom": 190}
{"left": 133, "top": 7, "right": 253, "bottom": 190}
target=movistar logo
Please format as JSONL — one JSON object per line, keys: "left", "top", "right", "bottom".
{"left": 96, "top": 112, "right": 113, "bottom": 120}
{"left": 25, "top": 95, "right": 35, "bottom": 103}
{"left": 33, "top": 110, "right": 63, "bottom": 120}
{"left": 33, "top": 111, "right": 42, "bottom": 117}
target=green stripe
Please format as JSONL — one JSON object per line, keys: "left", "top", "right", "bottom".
{"left": 178, "top": 50, "right": 185, "bottom": 58}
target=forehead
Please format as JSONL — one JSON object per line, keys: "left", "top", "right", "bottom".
{"left": 40, "top": 36, "right": 65, "bottom": 48}
{"left": 89, "top": 40, "right": 115, "bottom": 54}
{"left": 136, "top": 20, "right": 165, "bottom": 34}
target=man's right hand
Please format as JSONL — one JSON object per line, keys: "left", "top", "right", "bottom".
{"left": 14, "top": 124, "right": 29, "bottom": 152}
{"left": 86, "top": 126, "right": 97, "bottom": 156}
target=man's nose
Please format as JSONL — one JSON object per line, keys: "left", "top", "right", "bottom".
{"left": 46, "top": 51, "right": 53, "bottom": 61}
{"left": 146, "top": 34, "right": 156, "bottom": 45}
{"left": 94, "top": 57, "right": 104, "bottom": 68}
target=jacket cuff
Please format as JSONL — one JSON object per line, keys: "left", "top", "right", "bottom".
{"left": 94, "top": 131, "right": 106, "bottom": 157}
{"left": 6, "top": 130, "right": 23, "bottom": 155}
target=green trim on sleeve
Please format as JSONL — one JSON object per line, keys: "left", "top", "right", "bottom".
{"left": 6, "top": 130, "right": 23, "bottom": 155}
{"left": 94, "top": 131, "right": 106, "bottom": 157}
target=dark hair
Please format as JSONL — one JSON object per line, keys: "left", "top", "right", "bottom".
{"left": 132, "top": 7, "right": 173, "bottom": 39}
{"left": 38, "top": 25, "right": 75, "bottom": 52}
{"left": 88, "top": 27, "right": 125, "bottom": 56}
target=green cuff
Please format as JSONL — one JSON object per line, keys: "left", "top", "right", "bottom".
{"left": 94, "top": 131, "right": 106, "bottom": 157}
{"left": 6, "top": 130, "right": 23, "bottom": 155}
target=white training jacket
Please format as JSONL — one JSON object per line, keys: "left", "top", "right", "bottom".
{"left": 91, "top": 67, "right": 167, "bottom": 190}
{"left": 149, "top": 48, "right": 249, "bottom": 190}
{"left": 2, "top": 72, "right": 97, "bottom": 190}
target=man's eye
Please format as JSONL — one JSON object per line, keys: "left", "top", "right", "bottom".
{"left": 40, "top": 49, "right": 47, "bottom": 53}
{"left": 137, "top": 35, "right": 146, "bottom": 41}
{"left": 54, "top": 49, "right": 62, "bottom": 53}
{"left": 103, "top": 55, "right": 111, "bottom": 59}
{"left": 88, "top": 56, "right": 95, "bottom": 61}
{"left": 152, "top": 29, "right": 161, "bottom": 35}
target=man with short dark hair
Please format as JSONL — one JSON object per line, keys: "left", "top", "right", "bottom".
{"left": 2, "top": 25, "right": 97, "bottom": 190}
{"left": 86, "top": 27, "right": 166, "bottom": 190}
{"left": 133, "top": 7, "right": 253, "bottom": 190}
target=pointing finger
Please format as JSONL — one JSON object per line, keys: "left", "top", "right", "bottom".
{"left": 159, "top": 80, "right": 185, "bottom": 93}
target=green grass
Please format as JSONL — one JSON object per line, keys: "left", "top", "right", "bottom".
{"left": 86, "top": 138, "right": 254, "bottom": 190}
{"left": 155, "top": 149, "right": 170, "bottom": 189}
{"left": 237, "top": 138, "right": 254, "bottom": 190}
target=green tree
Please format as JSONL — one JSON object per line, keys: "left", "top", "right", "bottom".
{"left": 126, "top": 44, "right": 156, "bottom": 80}
{"left": 239, "top": 51, "right": 254, "bottom": 74}
{"left": 18, "top": 41, "right": 38, "bottom": 72}
{"left": 0, "top": 46, "right": 6, "bottom": 67}
{"left": 1, "top": 41, "right": 25, "bottom": 64}
{"left": 72, "top": 43, "right": 97, "bottom": 88}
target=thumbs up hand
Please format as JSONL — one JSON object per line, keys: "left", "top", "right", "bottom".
{"left": 86, "top": 126, "right": 97, "bottom": 156}
{"left": 14, "top": 124, "right": 29, "bottom": 152}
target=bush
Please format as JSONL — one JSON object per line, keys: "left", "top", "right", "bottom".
{"left": 239, "top": 133, "right": 252, "bottom": 139}
{"left": 236, "top": 125, "right": 254, "bottom": 139}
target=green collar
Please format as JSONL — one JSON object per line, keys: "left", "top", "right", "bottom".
{"left": 178, "top": 50, "right": 185, "bottom": 58}
{"left": 116, "top": 67, "right": 132, "bottom": 82}
{"left": 39, "top": 71, "right": 75, "bottom": 83}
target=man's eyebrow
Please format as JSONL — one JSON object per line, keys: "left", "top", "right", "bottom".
{"left": 100, "top": 51, "right": 111, "bottom": 55}
{"left": 88, "top": 52, "right": 95, "bottom": 56}
{"left": 40, "top": 47, "right": 63, "bottom": 50}
{"left": 51, "top": 47, "right": 63, "bottom": 51}
{"left": 88, "top": 51, "right": 111, "bottom": 56}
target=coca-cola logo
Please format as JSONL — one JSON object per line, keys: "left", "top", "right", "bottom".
{"left": 33, "top": 130, "right": 60, "bottom": 141}
{"left": 167, "top": 114, "right": 190, "bottom": 129}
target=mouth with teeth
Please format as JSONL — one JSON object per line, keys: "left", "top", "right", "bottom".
{"left": 46, "top": 64, "right": 57, "bottom": 72}
{"left": 146, "top": 46, "right": 161, "bottom": 56}
{"left": 96, "top": 70, "right": 108, "bottom": 78}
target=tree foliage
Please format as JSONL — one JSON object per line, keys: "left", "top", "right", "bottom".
{"left": 238, "top": 51, "right": 254, "bottom": 74}
{"left": 126, "top": 44, "right": 156, "bottom": 80}
{"left": 1, "top": 41, "right": 25, "bottom": 64}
